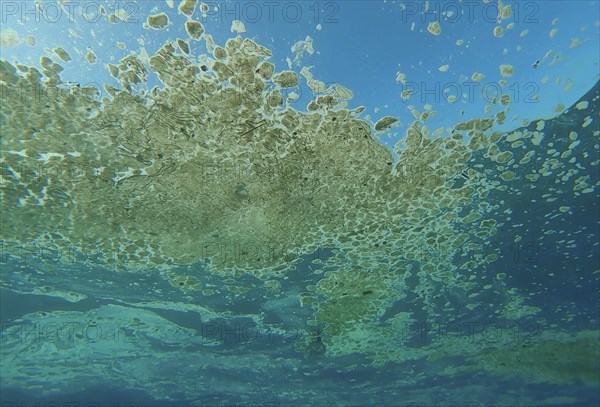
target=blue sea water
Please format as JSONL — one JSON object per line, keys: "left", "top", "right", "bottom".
{"left": 1, "top": 1, "right": 599, "bottom": 407}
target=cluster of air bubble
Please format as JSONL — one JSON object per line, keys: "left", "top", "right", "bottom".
{"left": 1, "top": 18, "right": 597, "bottom": 356}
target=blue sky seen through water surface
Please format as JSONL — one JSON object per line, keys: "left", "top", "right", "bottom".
{"left": 2, "top": 1, "right": 599, "bottom": 139}
{"left": 0, "top": 1, "right": 599, "bottom": 406}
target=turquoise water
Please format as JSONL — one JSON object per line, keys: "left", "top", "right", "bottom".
{"left": 1, "top": 1, "right": 599, "bottom": 406}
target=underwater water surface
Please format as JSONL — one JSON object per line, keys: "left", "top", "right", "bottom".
{"left": 0, "top": 1, "right": 599, "bottom": 406}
